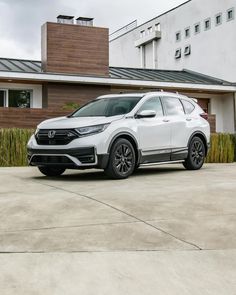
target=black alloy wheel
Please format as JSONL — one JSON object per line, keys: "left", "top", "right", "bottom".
{"left": 105, "top": 138, "right": 136, "bottom": 179}
{"left": 183, "top": 137, "right": 206, "bottom": 170}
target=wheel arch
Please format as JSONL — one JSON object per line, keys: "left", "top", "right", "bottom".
{"left": 108, "top": 132, "right": 141, "bottom": 164}
{"left": 188, "top": 131, "right": 208, "bottom": 154}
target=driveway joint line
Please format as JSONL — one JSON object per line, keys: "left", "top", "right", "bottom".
{"left": 0, "top": 221, "right": 141, "bottom": 234}
{"left": 33, "top": 180, "right": 202, "bottom": 250}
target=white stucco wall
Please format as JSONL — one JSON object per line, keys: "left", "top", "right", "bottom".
{"left": 110, "top": 0, "right": 236, "bottom": 82}
{"left": 0, "top": 83, "right": 42, "bottom": 108}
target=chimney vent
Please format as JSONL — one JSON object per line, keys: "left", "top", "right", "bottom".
{"left": 76, "top": 17, "right": 94, "bottom": 26}
{"left": 57, "top": 15, "right": 74, "bottom": 24}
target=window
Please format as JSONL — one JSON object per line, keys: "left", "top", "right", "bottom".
{"left": 162, "top": 97, "right": 184, "bottom": 116}
{"left": 184, "top": 45, "right": 191, "bottom": 56}
{"left": 175, "top": 48, "right": 181, "bottom": 59}
{"left": 227, "top": 8, "right": 234, "bottom": 21}
{"left": 140, "top": 30, "right": 145, "bottom": 37}
{"left": 181, "top": 99, "right": 195, "bottom": 114}
{"left": 185, "top": 27, "right": 190, "bottom": 38}
{"left": 147, "top": 26, "right": 153, "bottom": 34}
{"left": 0, "top": 90, "right": 6, "bottom": 107}
{"left": 138, "top": 97, "right": 163, "bottom": 117}
{"left": 204, "top": 18, "right": 211, "bottom": 30}
{"left": 176, "top": 31, "right": 181, "bottom": 42}
{"left": 72, "top": 96, "right": 142, "bottom": 117}
{"left": 8, "top": 90, "right": 31, "bottom": 108}
{"left": 155, "top": 23, "right": 161, "bottom": 31}
{"left": 194, "top": 23, "right": 200, "bottom": 34}
{"left": 215, "top": 13, "right": 222, "bottom": 26}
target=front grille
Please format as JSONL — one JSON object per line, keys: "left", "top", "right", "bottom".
{"left": 31, "top": 155, "right": 74, "bottom": 165}
{"left": 36, "top": 129, "right": 78, "bottom": 145}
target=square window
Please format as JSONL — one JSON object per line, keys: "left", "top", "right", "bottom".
{"left": 147, "top": 27, "right": 153, "bottom": 34}
{"left": 155, "top": 23, "right": 161, "bottom": 31}
{"left": 204, "top": 18, "right": 211, "bottom": 30}
{"left": 175, "top": 48, "right": 181, "bottom": 59}
{"left": 176, "top": 31, "right": 181, "bottom": 42}
{"left": 194, "top": 23, "right": 200, "bottom": 34}
{"left": 0, "top": 90, "right": 6, "bottom": 107}
{"left": 8, "top": 90, "right": 31, "bottom": 108}
{"left": 215, "top": 13, "right": 222, "bottom": 25}
{"left": 185, "top": 27, "right": 190, "bottom": 38}
{"left": 227, "top": 8, "right": 234, "bottom": 21}
{"left": 140, "top": 30, "right": 145, "bottom": 37}
{"left": 184, "top": 45, "right": 191, "bottom": 56}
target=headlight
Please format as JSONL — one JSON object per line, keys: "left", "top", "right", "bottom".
{"left": 35, "top": 128, "right": 39, "bottom": 136}
{"left": 75, "top": 123, "right": 110, "bottom": 136}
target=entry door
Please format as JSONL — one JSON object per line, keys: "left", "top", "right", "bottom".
{"left": 136, "top": 97, "right": 172, "bottom": 161}
{"left": 0, "top": 90, "right": 6, "bottom": 107}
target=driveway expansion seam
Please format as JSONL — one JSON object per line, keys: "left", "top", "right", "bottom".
{"left": 0, "top": 221, "right": 141, "bottom": 234}
{"left": 33, "top": 180, "right": 202, "bottom": 250}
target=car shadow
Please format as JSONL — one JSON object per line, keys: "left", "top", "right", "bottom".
{"left": 32, "top": 165, "right": 187, "bottom": 182}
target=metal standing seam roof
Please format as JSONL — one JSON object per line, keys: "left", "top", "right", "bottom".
{"left": 0, "top": 57, "right": 233, "bottom": 86}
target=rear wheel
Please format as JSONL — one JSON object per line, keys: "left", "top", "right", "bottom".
{"left": 38, "top": 166, "right": 65, "bottom": 177}
{"left": 105, "top": 138, "right": 136, "bottom": 179}
{"left": 183, "top": 137, "right": 205, "bottom": 170}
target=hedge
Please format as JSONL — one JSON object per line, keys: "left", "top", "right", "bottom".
{"left": 0, "top": 128, "right": 34, "bottom": 167}
{"left": 0, "top": 129, "right": 236, "bottom": 167}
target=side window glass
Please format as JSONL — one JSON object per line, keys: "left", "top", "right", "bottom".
{"left": 181, "top": 99, "right": 195, "bottom": 114}
{"left": 138, "top": 97, "right": 163, "bottom": 117}
{"left": 162, "top": 97, "right": 184, "bottom": 116}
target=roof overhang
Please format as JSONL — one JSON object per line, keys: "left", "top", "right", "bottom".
{"left": 0, "top": 71, "right": 235, "bottom": 93}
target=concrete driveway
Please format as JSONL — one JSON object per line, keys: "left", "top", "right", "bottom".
{"left": 0, "top": 164, "right": 236, "bottom": 294}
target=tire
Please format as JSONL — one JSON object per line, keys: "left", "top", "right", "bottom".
{"left": 105, "top": 138, "right": 136, "bottom": 179}
{"left": 183, "top": 137, "right": 206, "bottom": 170}
{"left": 38, "top": 166, "right": 66, "bottom": 177}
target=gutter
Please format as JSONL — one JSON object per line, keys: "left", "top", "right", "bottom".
{"left": 0, "top": 71, "right": 236, "bottom": 93}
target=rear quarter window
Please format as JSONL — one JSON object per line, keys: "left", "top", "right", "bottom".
{"left": 181, "top": 99, "right": 195, "bottom": 114}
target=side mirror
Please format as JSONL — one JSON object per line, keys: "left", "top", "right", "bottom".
{"left": 135, "top": 110, "right": 156, "bottom": 119}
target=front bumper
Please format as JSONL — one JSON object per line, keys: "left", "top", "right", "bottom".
{"left": 27, "top": 147, "right": 109, "bottom": 169}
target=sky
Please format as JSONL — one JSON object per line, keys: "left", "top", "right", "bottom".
{"left": 0, "top": 0, "right": 185, "bottom": 60}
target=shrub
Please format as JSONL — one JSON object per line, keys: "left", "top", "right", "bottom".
{"left": 0, "top": 129, "right": 236, "bottom": 167}
{"left": 0, "top": 128, "right": 34, "bottom": 167}
{"left": 205, "top": 133, "right": 235, "bottom": 163}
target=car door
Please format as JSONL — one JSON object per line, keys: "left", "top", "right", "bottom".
{"left": 136, "top": 96, "right": 172, "bottom": 163}
{"left": 161, "top": 96, "right": 189, "bottom": 160}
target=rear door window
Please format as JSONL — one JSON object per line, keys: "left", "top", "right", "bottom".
{"left": 162, "top": 97, "right": 185, "bottom": 116}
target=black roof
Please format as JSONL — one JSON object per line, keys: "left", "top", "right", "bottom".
{"left": 0, "top": 57, "right": 232, "bottom": 86}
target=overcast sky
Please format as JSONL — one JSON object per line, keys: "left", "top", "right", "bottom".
{"left": 0, "top": 0, "right": 185, "bottom": 60}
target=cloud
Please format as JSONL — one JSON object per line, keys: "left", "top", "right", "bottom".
{"left": 0, "top": 0, "right": 185, "bottom": 59}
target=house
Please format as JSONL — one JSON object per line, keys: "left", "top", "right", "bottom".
{"left": 0, "top": 15, "right": 235, "bottom": 133}
{"left": 109, "top": 0, "right": 236, "bottom": 83}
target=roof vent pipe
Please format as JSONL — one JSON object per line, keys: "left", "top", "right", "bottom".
{"left": 76, "top": 17, "right": 94, "bottom": 26}
{"left": 57, "top": 15, "right": 74, "bottom": 24}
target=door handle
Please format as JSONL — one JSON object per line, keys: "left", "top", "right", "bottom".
{"left": 163, "top": 119, "right": 170, "bottom": 123}
{"left": 186, "top": 118, "right": 192, "bottom": 121}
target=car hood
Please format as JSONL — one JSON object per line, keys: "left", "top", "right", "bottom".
{"left": 38, "top": 115, "right": 124, "bottom": 129}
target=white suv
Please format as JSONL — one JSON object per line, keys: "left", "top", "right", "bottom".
{"left": 27, "top": 92, "right": 210, "bottom": 179}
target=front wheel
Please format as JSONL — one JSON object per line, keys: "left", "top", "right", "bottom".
{"left": 38, "top": 166, "right": 66, "bottom": 177}
{"left": 104, "top": 138, "right": 136, "bottom": 179}
{"left": 183, "top": 137, "right": 206, "bottom": 170}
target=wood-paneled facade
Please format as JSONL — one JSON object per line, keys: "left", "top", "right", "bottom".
{"left": 41, "top": 22, "right": 109, "bottom": 76}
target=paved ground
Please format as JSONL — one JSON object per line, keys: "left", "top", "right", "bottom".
{"left": 0, "top": 164, "right": 236, "bottom": 294}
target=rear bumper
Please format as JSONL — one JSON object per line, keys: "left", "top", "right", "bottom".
{"left": 27, "top": 147, "right": 109, "bottom": 169}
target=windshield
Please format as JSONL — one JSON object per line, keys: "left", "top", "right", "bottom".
{"left": 71, "top": 96, "right": 142, "bottom": 117}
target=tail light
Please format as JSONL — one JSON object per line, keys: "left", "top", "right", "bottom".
{"left": 200, "top": 112, "right": 208, "bottom": 121}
